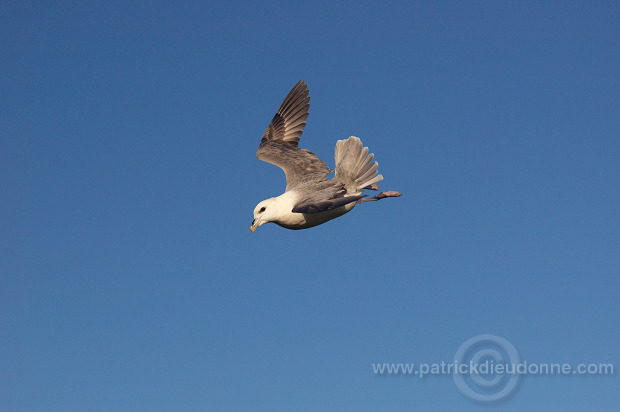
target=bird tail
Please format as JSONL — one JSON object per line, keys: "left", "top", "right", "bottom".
{"left": 334, "top": 136, "right": 383, "bottom": 195}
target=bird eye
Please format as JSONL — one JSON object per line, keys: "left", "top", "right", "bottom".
{"left": 259, "top": 207, "right": 266, "bottom": 213}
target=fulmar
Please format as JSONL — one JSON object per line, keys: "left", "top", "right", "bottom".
{"left": 250, "top": 81, "right": 401, "bottom": 232}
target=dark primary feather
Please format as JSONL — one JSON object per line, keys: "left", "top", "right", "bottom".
{"left": 261, "top": 80, "right": 310, "bottom": 145}
{"left": 292, "top": 195, "right": 364, "bottom": 213}
{"left": 289, "top": 180, "right": 363, "bottom": 214}
{"left": 257, "top": 81, "right": 331, "bottom": 191}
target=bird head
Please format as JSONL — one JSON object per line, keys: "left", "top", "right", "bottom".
{"left": 250, "top": 198, "right": 278, "bottom": 232}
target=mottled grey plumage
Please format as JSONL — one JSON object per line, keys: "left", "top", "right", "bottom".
{"left": 257, "top": 81, "right": 331, "bottom": 192}
{"left": 250, "top": 81, "right": 401, "bottom": 231}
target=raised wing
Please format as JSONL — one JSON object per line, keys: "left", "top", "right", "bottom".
{"left": 262, "top": 80, "right": 309, "bottom": 145}
{"left": 256, "top": 81, "right": 330, "bottom": 190}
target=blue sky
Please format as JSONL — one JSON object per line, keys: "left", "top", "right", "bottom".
{"left": 1, "top": 1, "right": 618, "bottom": 411}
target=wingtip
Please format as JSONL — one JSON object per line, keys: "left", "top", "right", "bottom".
{"left": 294, "top": 80, "right": 308, "bottom": 91}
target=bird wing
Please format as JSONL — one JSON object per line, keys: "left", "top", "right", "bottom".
{"left": 289, "top": 180, "right": 364, "bottom": 214}
{"left": 292, "top": 194, "right": 363, "bottom": 213}
{"left": 256, "top": 81, "right": 331, "bottom": 191}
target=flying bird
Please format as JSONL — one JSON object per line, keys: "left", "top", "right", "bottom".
{"left": 250, "top": 81, "right": 401, "bottom": 231}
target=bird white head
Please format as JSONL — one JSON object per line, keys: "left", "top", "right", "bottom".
{"left": 250, "top": 197, "right": 279, "bottom": 232}
{"left": 250, "top": 192, "right": 299, "bottom": 232}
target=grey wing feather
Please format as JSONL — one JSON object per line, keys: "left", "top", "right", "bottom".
{"left": 290, "top": 180, "right": 363, "bottom": 214}
{"left": 292, "top": 195, "right": 363, "bottom": 213}
{"left": 261, "top": 80, "right": 309, "bottom": 145}
{"left": 257, "top": 81, "right": 331, "bottom": 190}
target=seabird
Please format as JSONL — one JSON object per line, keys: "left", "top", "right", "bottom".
{"left": 250, "top": 81, "right": 401, "bottom": 231}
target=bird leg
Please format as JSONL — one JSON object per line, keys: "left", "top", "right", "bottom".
{"left": 362, "top": 183, "right": 380, "bottom": 191}
{"left": 358, "top": 190, "right": 402, "bottom": 202}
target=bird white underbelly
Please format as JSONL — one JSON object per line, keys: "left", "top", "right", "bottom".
{"left": 273, "top": 192, "right": 356, "bottom": 230}
{"left": 275, "top": 202, "right": 356, "bottom": 230}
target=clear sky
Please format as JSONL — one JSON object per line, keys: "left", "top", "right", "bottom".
{"left": 1, "top": 1, "right": 618, "bottom": 411}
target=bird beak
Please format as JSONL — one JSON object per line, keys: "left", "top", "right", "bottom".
{"left": 250, "top": 219, "right": 258, "bottom": 232}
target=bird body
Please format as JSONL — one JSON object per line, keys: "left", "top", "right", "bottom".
{"left": 254, "top": 190, "right": 355, "bottom": 230}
